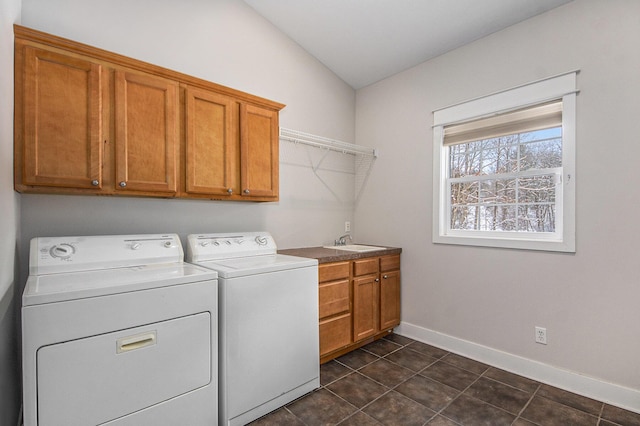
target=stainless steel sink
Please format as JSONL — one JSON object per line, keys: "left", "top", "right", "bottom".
{"left": 323, "top": 244, "right": 385, "bottom": 252}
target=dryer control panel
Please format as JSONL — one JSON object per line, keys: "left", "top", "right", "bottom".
{"left": 187, "top": 232, "right": 277, "bottom": 262}
{"left": 30, "top": 234, "right": 184, "bottom": 275}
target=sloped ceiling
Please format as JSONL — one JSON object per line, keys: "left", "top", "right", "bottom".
{"left": 244, "top": 0, "right": 573, "bottom": 89}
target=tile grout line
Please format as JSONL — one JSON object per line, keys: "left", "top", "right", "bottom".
{"left": 597, "top": 402, "right": 604, "bottom": 426}
{"left": 512, "top": 383, "right": 542, "bottom": 425}
{"left": 423, "top": 366, "right": 488, "bottom": 425}
{"left": 321, "top": 384, "right": 376, "bottom": 425}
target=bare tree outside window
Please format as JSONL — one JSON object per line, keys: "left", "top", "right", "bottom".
{"left": 448, "top": 127, "right": 562, "bottom": 233}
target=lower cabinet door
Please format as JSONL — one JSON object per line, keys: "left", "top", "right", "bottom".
{"left": 353, "top": 275, "right": 378, "bottom": 342}
{"left": 380, "top": 270, "right": 401, "bottom": 330}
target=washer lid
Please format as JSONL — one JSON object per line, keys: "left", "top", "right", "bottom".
{"left": 191, "top": 254, "right": 317, "bottom": 278}
{"left": 23, "top": 263, "right": 218, "bottom": 306}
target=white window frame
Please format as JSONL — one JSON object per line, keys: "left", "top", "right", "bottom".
{"left": 433, "top": 71, "right": 577, "bottom": 252}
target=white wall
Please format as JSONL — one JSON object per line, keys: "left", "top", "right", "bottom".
{"left": 0, "top": 0, "right": 22, "bottom": 423}
{"left": 355, "top": 0, "right": 640, "bottom": 404}
{"left": 18, "top": 0, "right": 358, "bottom": 283}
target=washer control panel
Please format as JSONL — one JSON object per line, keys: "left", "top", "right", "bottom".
{"left": 30, "top": 234, "right": 183, "bottom": 275}
{"left": 187, "top": 232, "right": 277, "bottom": 262}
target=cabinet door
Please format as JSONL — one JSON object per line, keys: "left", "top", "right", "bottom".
{"left": 185, "top": 87, "right": 238, "bottom": 196}
{"left": 20, "top": 46, "right": 103, "bottom": 189}
{"left": 115, "top": 71, "right": 178, "bottom": 194}
{"left": 353, "top": 275, "right": 378, "bottom": 342}
{"left": 380, "top": 269, "right": 401, "bottom": 330}
{"left": 239, "top": 104, "right": 278, "bottom": 199}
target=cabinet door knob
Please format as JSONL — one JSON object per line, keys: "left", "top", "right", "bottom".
{"left": 375, "top": 278, "right": 380, "bottom": 283}
{"left": 243, "top": 189, "right": 250, "bottom": 195}
{"left": 227, "top": 188, "right": 233, "bottom": 194}
{"left": 119, "top": 181, "right": 127, "bottom": 188}
{"left": 383, "top": 275, "right": 388, "bottom": 279}
{"left": 91, "top": 179, "right": 99, "bottom": 186}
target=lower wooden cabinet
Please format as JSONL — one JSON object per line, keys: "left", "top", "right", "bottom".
{"left": 353, "top": 273, "right": 378, "bottom": 342}
{"left": 319, "top": 313, "right": 351, "bottom": 356}
{"left": 318, "top": 262, "right": 351, "bottom": 356}
{"left": 319, "top": 254, "right": 401, "bottom": 363}
{"left": 380, "top": 255, "right": 401, "bottom": 331}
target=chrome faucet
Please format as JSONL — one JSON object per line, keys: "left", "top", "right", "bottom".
{"left": 335, "top": 234, "right": 353, "bottom": 246}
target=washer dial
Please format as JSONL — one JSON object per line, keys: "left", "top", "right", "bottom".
{"left": 49, "top": 244, "right": 75, "bottom": 259}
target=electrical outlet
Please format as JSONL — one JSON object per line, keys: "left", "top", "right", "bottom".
{"left": 345, "top": 221, "right": 351, "bottom": 232}
{"left": 535, "top": 326, "right": 547, "bottom": 345}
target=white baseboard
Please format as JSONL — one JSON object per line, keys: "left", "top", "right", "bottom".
{"left": 397, "top": 321, "right": 640, "bottom": 415}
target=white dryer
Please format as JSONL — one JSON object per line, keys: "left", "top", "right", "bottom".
{"left": 186, "top": 232, "right": 319, "bottom": 426}
{"left": 22, "top": 234, "right": 218, "bottom": 426}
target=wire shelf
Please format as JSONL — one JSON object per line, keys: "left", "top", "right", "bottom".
{"left": 279, "top": 127, "right": 377, "bottom": 205}
{"left": 280, "top": 128, "right": 377, "bottom": 158}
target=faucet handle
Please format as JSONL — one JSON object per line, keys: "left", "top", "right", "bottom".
{"left": 335, "top": 233, "right": 352, "bottom": 246}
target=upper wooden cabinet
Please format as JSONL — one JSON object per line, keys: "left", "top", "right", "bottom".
{"left": 115, "top": 71, "right": 179, "bottom": 195}
{"left": 240, "top": 104, "right": 279, "bottom": 199}
{"left": 14, "top": 25, "right": 284, "bottom": 201}
{"left": 184, "top": 87, "right": 238, "bottom": 197}
{"left": 183, "top": 89, "right": 279, "bottom": 199}
{"left": 18, "top": 46, "right": 104, "bottom": 190}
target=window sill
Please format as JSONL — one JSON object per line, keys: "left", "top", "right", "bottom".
{"left": 433, "top": 233, "right": 575, "bottom": 253}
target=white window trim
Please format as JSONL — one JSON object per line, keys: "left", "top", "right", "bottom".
{"left": 432, "top": 71, "right": 577, "bottom": 252}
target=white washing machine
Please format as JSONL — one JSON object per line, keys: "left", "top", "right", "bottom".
{"left": 22, "top": 234, "right": 218, "bottom": 426}
{"left": 186, "top": 232, "right": 319, "bottom": 426}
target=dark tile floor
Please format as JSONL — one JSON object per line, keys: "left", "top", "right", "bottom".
{"left": 249, "top": 334, "right": 640, "bottom": 426}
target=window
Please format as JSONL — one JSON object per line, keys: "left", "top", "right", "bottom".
{"left": 432, "top": 72, "right": 577, "bottom": 252}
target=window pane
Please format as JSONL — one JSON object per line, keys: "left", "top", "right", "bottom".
{"left": 480, "top": 179, "right": 515, "bottom": 204}
{"left": 519, "top": 128, "right": 562, "bottom": 171}
{"left": 478, "top": 205, "right": 517, "bottom": 231}
{"left": 450, "top": 143, "right": 480, "bottom": 177}
{"left": 518, "top": 175, "right": 556, "bottom": 203}
{"left": 517, "top": 204, "right": 556, "bottom": 232}
{"left": 451, "top": 206, "right": 476, "bottom": 230}
{"left": 451, "top": 181, "right": 479, "bottom": 205}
